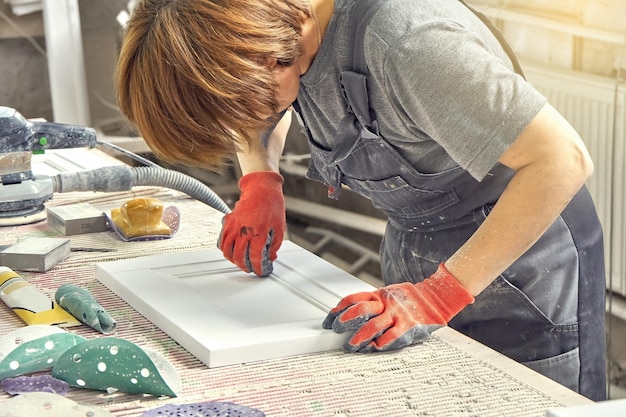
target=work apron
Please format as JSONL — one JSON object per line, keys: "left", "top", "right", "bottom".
{"left": 295, "top": 95, "right": 607, "bottom": 400}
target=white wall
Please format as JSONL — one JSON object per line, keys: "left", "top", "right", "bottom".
{"left": 469, "top": 0, "right": 626, "bottom": 76}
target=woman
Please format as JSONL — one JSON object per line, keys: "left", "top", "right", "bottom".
{"left": 116, "top": 0, "right": 606, "bottom": 400}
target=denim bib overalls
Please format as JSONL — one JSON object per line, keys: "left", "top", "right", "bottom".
{"left": 292, "top": 0, "right": 606, "bottom": 401}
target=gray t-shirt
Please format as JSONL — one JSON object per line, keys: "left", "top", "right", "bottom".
{"left": 297, "top": 0, "right": 547, "bottom": 181}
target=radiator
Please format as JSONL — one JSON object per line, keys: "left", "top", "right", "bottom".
{"left": 525, "top": 64, "right": 626, "bottom": 295}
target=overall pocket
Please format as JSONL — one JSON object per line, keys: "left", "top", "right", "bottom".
{"left": 523, "top": 347, "right": 580, "bottom": 393}
{"left": 342, "top": 174, "right": 460, "bottom": 222}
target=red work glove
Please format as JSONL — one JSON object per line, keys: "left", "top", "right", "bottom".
{"left": 218, "top": 171, "right": 285, "bottom": 277}
{"left": 322, "top": 263, "right": 474, "bottom": 352}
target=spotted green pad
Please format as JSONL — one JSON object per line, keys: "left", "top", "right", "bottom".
{"left": 0, "top": 325, "right": 66, "bottom": 362}
{"left": 51, "top": 337, "right": 180, "bottom": 397}
{"left": 0, "top": 332, "right": 86, "bottom": 380}
{"left": 55, "top": 284, "right": 117, "bottom": 334}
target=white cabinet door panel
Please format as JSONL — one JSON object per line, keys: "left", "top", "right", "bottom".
{"left": 95, "top": 241, "right": 375, "bottom": 367}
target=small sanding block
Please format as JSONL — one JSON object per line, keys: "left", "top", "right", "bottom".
{"left": 0, "top": 237, "right": 71, "bottom": 272}
{"left": 47, "top": 203, "right": 109, "bottom": 235}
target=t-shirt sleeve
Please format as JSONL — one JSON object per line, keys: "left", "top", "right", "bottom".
{"left": 383, "top": 21, "right": 547, "bottom": 180}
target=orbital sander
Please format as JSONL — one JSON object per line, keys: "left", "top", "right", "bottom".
{"left": 0, "top": 106, "right": 231, "bottom": 228}
{"left": 0, "top": 106, "right": 97, "bottom": 225}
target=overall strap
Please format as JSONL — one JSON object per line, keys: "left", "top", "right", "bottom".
{"left": 349, "top": 0, "right": 525, "bottom": 78}
{"left": 292, "top": 0, "right": 386, "bottom": 124}
{"left": 349, "top": 0, "right": 388, "bottom": 74}
{"left": 458, "top": 0, "right": 525, "bottom": 78}
{"left": 339, "top": 0, "right": 387, "bottom": 131}
{"left": 342, "top": 0, "right": 526, "bottom": 131}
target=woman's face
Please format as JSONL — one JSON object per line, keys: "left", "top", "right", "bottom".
{"left": 272, "top": 62, "right": 303, "bottom": 113}
{"left": 267, "top": 17, "right": 319, "bottom": 115}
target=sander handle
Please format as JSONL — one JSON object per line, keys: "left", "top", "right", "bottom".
{"left": 29, "top": 121, "right": 97, "bottom": 151}
{"left": 0, "top": 106, "right": 97, "bottom": 153}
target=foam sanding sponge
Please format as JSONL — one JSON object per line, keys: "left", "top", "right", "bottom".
{"left": 0, "top": 237, "right": 70, "bottom": 272}
{"left": 110, "top": 197, "right": 171, "bottom": 239}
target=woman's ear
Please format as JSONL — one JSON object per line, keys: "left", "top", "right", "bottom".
{"left": 265, "top": 57, "right": 278, "bottom": 69}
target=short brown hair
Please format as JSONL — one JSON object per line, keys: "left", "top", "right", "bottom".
{"left": 116, "top": 0, "right": 308, "bottom": 170}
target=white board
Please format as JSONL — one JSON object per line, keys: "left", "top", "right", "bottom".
{"left": 95, "top": 241, "right": 376, "bottom": 368}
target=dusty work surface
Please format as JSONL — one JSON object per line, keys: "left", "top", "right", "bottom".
{"left": 0, "top": 188, "right": 591, "bottom": 416}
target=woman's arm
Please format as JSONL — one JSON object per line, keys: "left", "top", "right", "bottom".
{"left": 219, "top": 110, "right": 293, "bottom": 276}
{"left": 445, "top": 103, "right": 593, "bottom": 295}
{"left": 237, "top": 110, "right": 292, "bottom": 174}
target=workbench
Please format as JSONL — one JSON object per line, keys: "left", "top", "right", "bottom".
{"left": 0, "top": 150, "right": 593, "bottom": 416}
